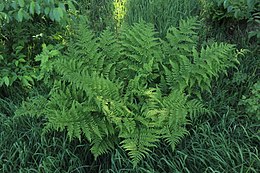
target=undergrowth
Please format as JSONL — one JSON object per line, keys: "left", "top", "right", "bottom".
{"left": 0, "top": 0, "right": 259, "bottom": 172}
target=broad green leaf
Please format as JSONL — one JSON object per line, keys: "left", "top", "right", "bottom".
{"left": 29, "top": 1, "right": 35, "bottom": 15}
{"left": 223, "top": 0, "right": 228, "bottom": 8}
{"left": 21, "top": 77, "right": 30, "bottom": 86}
{"left": 68, "top": 1, "right": 76, "bottom": 11}
{"left": 15, "top": 60, "right": 19, "bottom": 66}
{"left": 53, "top": 7, "right": 63, "bottom": 22}
{"left": 0, "top": 4, "right": 4, "bottom": 11}
{"left": 3, "top": 76, "right": 10, "bottom": 86}
{"left": 18, "top": 0, "right": 25, "bottom": 7}
{"left": 11, "top": 1, "right": 18, "bottom": 9}
{"left": 17, "top": 8, "right": 23, "bottom": 22}
{"left": 19, "top": 58, "right": 26, "bottom": 62}
{"left": 44, "top": 7, "right": 50, "bottom": 15}
{"left": 58, "top": 2, "right": 66, "bottom": 10}
{"left": 24, "top": 76, "right": 34, "bottom": 82}
{"left": 49, "top": 9, "right": 54, "bottom": 21}
{"left": 35, "top": 3, "right": 41, "bottom": 15}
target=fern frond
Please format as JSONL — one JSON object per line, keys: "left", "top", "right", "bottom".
{"left": 164, "top": 17, "right": 200, "bottom": 58}
{"left": 91, "top": 135, "right": 117, "bottom": 159}
{"left": 119, "top": 21, "right": 161, "bottom": 79}
{"left": 186, "top": 99, "right": 210, "bottom": 118}
{"left": 162, "top": 126, "right": 188, "bottom": 150}
{"left": 163, "top": 90, "right": 188, "bottom": 127}
{"left": 99, "top": 29, "right": 122, "bottom": 80}
{"left": 15, "top": 95, "right": 47, "bottom": 118}
{"left": 120, "top": 127, "right": 159, "bottom": 167}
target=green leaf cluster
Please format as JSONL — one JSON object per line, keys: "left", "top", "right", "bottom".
{"left": 239, "top": 81, "right": 260, "bottom": 120}
{"left": 0, "top": 1, "right": 73, "bottom": 88}
{"left": 0, "top": 0, "right": 76, "bottom": 24}
{"left": 17, "top": 17, "right": 241, "bottom": 166}
{"left": 199, "top": 0, "right": 259, "bottom": 21}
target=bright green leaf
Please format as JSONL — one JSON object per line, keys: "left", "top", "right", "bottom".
{"left": 24, "top": 75, "right": 34, "bottom": 82}
{"left": 0, "top": 4, "right": 4, "bottom": 11}
{"left": 35, "top": 3, "right": 41, "bottom": 15}
{"left": 17, "top": 8, "right": 23, "bottom": 22}
{"left": 3, "top": 76, "right": 10, "bottom": 86}
{"left": 18, "top": 0, "right": 25, "bottom": 7}
{"left": 29, "top": 1, "right": 35, "bottom": 15}
{"left": 21, "top": 77, "right": 30, "bottom": 86}
{"left": 53, "top": 7, "right": 63, "bottom": 22}
{"left": 44, "top": 7, "right": 50, "bottom": 15}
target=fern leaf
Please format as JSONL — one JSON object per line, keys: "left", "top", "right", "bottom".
{"left": 120, "top": 127, "right": 159, "bottom": 166}
{"left": 91, "top": 135, "right": 116, "bottom": 159}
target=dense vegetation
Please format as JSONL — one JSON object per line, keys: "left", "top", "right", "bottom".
{"left": 1, "top": 0, "right": 259, "bottom": 172}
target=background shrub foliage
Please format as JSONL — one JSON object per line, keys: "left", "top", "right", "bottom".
{"left": 0, "top": 0, "right": 76, "bottom": 88}
{"left": 0, "top": 0, "right": 259, "bottom": 172}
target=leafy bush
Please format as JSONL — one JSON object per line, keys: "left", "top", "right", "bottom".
{"left": 0, "top": 0, "right": 76, "bottom": 24}
{"left": 76, "top": 0, "right": 115, "bottom": 33}
{"left": 0, "top": 0, "right": 76, "bottom": 88}
{"left": 0, "top": 20, "right": 64, "bottom": 88}
{"left": 16, "top": 17, "right": 243, "bottom": 166}
{"left": 239, "top": 81, "right": 260, "bottom": 120}
{"left": 199, "top": 0, "right": 260, "bottom": 44}
{"left": 199, "top": 0, "right": 259, "bottom": 20}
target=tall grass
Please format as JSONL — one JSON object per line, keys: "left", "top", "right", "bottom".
{"left": 0, "top": 114, "right": 103, "bottom": 172}
{"left": 0, "top": 84, "right": 98, "bottom": 172}
{"left": 97, "top": 110, "right": 260, "bottom": 173}
{"left": 77, "top": 0, "right": 115, "bottom": 33}
{"left": 124, "top": 0, "right": 200, "bottom": 37}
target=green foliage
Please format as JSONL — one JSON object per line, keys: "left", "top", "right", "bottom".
{"left": 161, "top": 17, "right": 241, "bottom": 96}
{"left": 239, "top": 81, "right": 260, "bottom": 120}
{"left": 199, "top": 0, "right": 259, "bottom": 20}
{"left": 0, "top": 0, "right": 74, "bottom": 89}
{"left": 0, "top": 0, "right": 258, "bottom": 172}
{"left": 0, "top": 0, "right": 76, "bottom": 24}
{"left": 113, "top": 0, "right": 128, "bottom": 29}
{"left": 125, "top": 0, "right": 200, "bottom": 37}
{"left": 0, "top": 20, "right": 64, "bottom": 88}
{"left": 16, "top": 17, "right": 242, "bottom": 166}
{"left": 199, "top": 0, "right": 260, "bottom": 42}
{"left": 100, "top": 111, "right": 260, "bottom": 173}
{"left": 0, "top": 114, "right": 101, "bottom": 173}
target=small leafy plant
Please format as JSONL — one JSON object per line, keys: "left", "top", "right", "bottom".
{"left": 199, "top": 0, "right": 259, "bottom": 21}
{"left": 16, "top": 17, "right": 242, "bottom": 166}
{"left": 239, "top": 81, "right": 260, "bottom": 120}
{"left": 0, "top": 0, "right": 76, "bottom": 88}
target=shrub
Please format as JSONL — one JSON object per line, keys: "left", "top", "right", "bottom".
{"left": 76, "top": 0, "right": 115, "bottom": 33}
{"left": 16, "top": 17, "right": 243, "bottom": 166}
{"left": 239, "top": 81, "right": 260, "bottom": 120}
{"left": 0, "top": 0, "right": 76, "bottom": 88}
{"left": 0, "top": 0, "right": 76, "bottom": 24}
{"left": 199, "top": 0, "right": 260, "bottom": 45}
{"left": 199, "top": 0, "right": 259, "bottom": 21}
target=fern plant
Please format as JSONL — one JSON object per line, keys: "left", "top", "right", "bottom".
{"left": 16, "top": 17, "right": 242, "bottom": 166}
